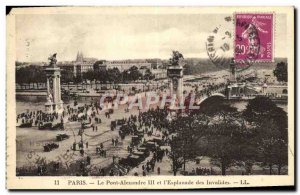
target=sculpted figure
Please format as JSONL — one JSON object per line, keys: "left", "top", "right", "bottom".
{"left": 48, "top": 53, "right": 57, "bottom": 67}
{"left": 47, "top": 92, "right": 53, "bottom": 103}
{"left": 169, "top": 51, "right": 184, "bottom": 66}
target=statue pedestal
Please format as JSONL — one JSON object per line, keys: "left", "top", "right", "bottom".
{"left": 45, "top": 101, "right": 64, "bottom": 114}
{"left": 167, "top": 65, "right": 183, "bottom": 101}
{"left": 45, "top": 61, "right": 64, "bottom": 114}
{"left": 57, "top": 100, "right": 64, "bottom": 113}
{"left": 45, "top": 102, "right": 54, "bottom": 114}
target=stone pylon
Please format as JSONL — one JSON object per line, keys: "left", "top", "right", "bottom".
{"left": 167, "top": 65, "right": 183, "bottom": 101}
{"left": 45, "top": 54, "right": 64, "bottom": 113}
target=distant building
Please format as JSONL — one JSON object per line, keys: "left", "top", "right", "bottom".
{"left": 74, "top": 52, "right": 97, "bottom": 75}
{"left": 145, "top": 59, "right": 163, "bottom": 69}
{"left": 57, "top": 51, "right": 97, "bottom": 77}
{"left": 93, "top": 60, "right": 107, "bottom": 72}
{"left": 106, "top": 59, "right": 152, "bottom": 71}
{"left": 57, "top": 52, "right": 166, "bottom": 78}
{"left": 151, "top": 69, "right": 167, "bottom": 80}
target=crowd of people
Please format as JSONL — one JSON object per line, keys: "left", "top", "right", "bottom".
{"left": 133, "top": 146, "right": 169, "bottom": 176}
{"left": 17, "top": 83, "right": 219, "bottom": 177}
{"left": 195, "top": 82, "right": 226, "bottom": 98}
{"left": 188, "top": 167, "right": 212, "bottom": 176}
{"left": 17, "top": 110, "right": 62, "bottom": 127}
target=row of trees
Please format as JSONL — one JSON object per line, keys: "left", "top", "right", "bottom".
{"left": 16, "top": 65, "right": 46, "bottom": 87}
{"left": 16, "top": 65, "right": 155, "bottom": 85}
{"left": 81, "top": 66, "right": 154, "bottom": 84}
{"left": 169, "top": 96, "right": 288, "bottom": 175}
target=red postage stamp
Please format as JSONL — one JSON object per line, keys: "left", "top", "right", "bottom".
{"left": 235, "top": 13, "right": 273, "bottom": 62}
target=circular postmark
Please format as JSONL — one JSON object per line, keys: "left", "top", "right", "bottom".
{"left": 206, "top": 15, "right": 255, "bottom": 73}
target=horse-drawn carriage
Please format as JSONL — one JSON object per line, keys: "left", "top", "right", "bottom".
{"left": 152, "top": 137, "right": 164, "bottom": 146}
{"left": 56, "top": 133, "right": 69, "bottom": 141}
{"left": 119, "top": 155, "right": 142, "bottom": 168}
{"left": 132, "top": 150, "right": 147, "bottom": 159}
{"left": 142, "top": 141, "right": 157, "bottom": 152}
{"left": 117, "top": 119, "right": 126, "bottom": 125}
{"left": 81, "top": 122, "right": 92, "bottom": 129}
{"left": 137, "top": 147, "right": 150, "bottom": 156}
{"left": 52, "top": 122, "right": 64, "bottom": 130}
{"left": 131, "top": 135, "right": 141, "bottom": 146}
{"left": 43, "top": 143, "right": 59, "bottom": 152}
{"left": 38, "top": 122, "right": 52, "bottom": 130}
{"left": 18, "top": 120, "right": 32, "bottom": 128}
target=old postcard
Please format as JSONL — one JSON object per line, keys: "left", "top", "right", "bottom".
{"left": 6, "top": 7, "right": 294, "bottom": 189}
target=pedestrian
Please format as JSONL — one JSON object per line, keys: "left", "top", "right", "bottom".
{"left": 157, "top": 167, "right": 160, "bottom": 175}
{"left": 192, "top": 168, "right": 196, "bottom": 175}
{"left": 87, "top": 156, "right": 91, "bottom": 165}
{"left": 109, "top": 170, "right": 114, "bottom": 176}
{"left": 72, "top": 142, "right": 76, "bottom": 151}
{"left": 151, "top": 162, "right": 155, "bottom": 171}
{"left": 98, "top": 167, "right": 102, "bottom": 175}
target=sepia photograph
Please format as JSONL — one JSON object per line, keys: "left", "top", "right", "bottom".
{"left": 6, "top": 6, "right": 295, "bottom": 189}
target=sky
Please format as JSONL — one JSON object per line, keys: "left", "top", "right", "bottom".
{"left": 15, "top": 13, "right": 287, "bottom": 62}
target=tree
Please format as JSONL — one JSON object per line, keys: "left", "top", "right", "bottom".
{"left": 168, "top": 145, "right": 183, "bottom": 176}
{"left": 107, "top": 68, "right": 121, "bottom": 83}
{"left": 169, "top": 114, "right": 209, "bottom": 175}
{"left": 243, "top": 96, "right": 288, "bottom": 175}
{"left": 61, "top": 69, "right": 74, "bottom": 84}
{"left": 243, "top": 96, "right": 287, "bottom": 139}
{"left": 206, "top": 122, "right": 242, "bottom": 175}
{"left": 183, "top": 63, "right": 194, "bottom": 75}
{"left": 195, "top": 96, "right": 238, "bottom": 121}
{"left": 243, "top": 96, "right": 282, "bottom": 124}
{"left": 199, "top": 99, "right": 250, "bottom": 175}
{"left": 233, "top": 125, "right": 260, "bottom": 175}
{"left": 254, "top": 118, "right": 288, "bottom": 175}
{"left": 82, "top": 70, "right": 95, "bottom": 81}
{"left": 15, "top": 65, "right": 46, "bottom": 88}
{"left": 127, "top": 66, "right": 141, "bottom": 81}
{"left": 95, "top": 69, "right": 108, "bottom": 83}
{"left": 206, "top": 105, "right": 258, "bottom": 176}
{"left": 74, "top": 75, "right": 82, "bottom": 83}
{"left": 143, "top": 69, "right": 154, "bottom": 81}
{"left": 273, "top": 61, "right": 287, "bottom": 82}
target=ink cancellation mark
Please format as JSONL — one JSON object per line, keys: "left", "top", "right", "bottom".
{"left": 205, "top": 16, "right": 254, "bottom": 72}
{"left": 206, "top": 16, "right": 233, "bottom": 69}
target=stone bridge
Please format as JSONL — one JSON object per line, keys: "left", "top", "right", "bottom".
{"left": 194, "top": 86, "right": 226, "bottom": 105}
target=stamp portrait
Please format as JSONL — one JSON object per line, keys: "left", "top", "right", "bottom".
{"left": 235, "top": 13, "right": 274, "bottom": 62}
